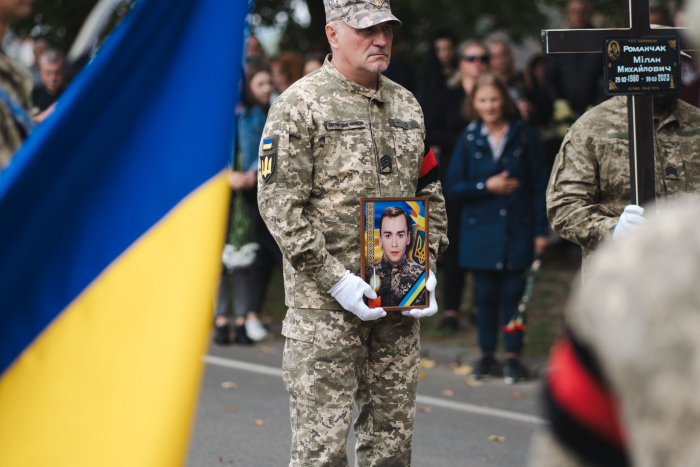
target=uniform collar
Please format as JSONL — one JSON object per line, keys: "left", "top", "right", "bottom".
{"left": 611, "top": 96, "right": 680, "bottom": 131}
{"left": 322, "top": 54, "right": 386, "bottom": 102}
{"left": 381, "top": 254, "right": 408, "bottom": 271}
{"left": 657, "top": 99, "right": 681, "bottom": 132}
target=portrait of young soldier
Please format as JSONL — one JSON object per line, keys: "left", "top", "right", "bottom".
{"left": 365, "top": 206, "right": 426, "bottom": 307}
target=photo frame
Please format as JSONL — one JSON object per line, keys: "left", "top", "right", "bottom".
{"left": 360, "top": 197, "right": 429, "bottom": 311}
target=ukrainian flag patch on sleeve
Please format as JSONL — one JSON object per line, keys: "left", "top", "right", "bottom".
{"left": 260, "top": 136, "right": 276, "bottom": 182}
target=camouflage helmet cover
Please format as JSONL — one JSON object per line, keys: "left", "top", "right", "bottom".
{"left": 324, "top": 0, "right": 402, "bottom": 29}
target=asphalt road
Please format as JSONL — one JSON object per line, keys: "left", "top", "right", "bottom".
{"left": 186, "top": 334, "right": 547, "bottom": 467}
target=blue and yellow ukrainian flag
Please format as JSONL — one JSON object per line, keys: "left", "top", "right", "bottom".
{"left": 0, "top": 0, "right": 246, "bottom": 465}
{"left": 406, "top": 200, "right": 427, "bottom": 266}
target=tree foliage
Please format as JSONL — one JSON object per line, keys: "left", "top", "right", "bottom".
{"left": 252, "top": 0, "right": 676, "bottom": 60}
{"left": 6, "top": 0, "right": 671, "bottom": 57}
{"left": 11, "top": 0, "right": 133, "bottom": 53}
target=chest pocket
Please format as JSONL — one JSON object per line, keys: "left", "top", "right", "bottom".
{"left": 680, "top": 140, "right": 700, "bottom": 194}
{"left": 600, "top": 140, "right": 630, "bottom": 198}
{"left": 311, "top": 123, "right": 374, "bottom": 196}
{"left": 390, "top": 118, "right": 423, "bottom": 191}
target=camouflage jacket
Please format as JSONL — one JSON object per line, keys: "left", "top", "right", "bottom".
{"left": 0, "top": 52, "right": 32, "bottom": 169}
{"left": 258, "top": 56, "right": 448, "bottom": 310}
{"left": 547, "top": 96, "right": 700, "bottom": 273}
{"left": 530, "top": 203, "right": 700, "bottom": 467}
{"left": 365, "top": 256, "right": 425, "bottom": 308}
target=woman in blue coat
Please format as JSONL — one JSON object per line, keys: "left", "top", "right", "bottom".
{"left": 444, "top": 73, "right": 549, "bottom": 384}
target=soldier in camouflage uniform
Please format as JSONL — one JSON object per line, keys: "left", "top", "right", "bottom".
{"left": 530, "top": 202, "right": 700, "bottom": 467}
{"left": 546, "top": 95, "right": 700, "bottom": 276}
{"left": 257, "top": 0, "right": 448, "bottom": 465}
{"left": 0, "top": 0, "right": 35, "bottom": 170}
{"left": 365, "top": 206, "right": 426, "bottom": 307}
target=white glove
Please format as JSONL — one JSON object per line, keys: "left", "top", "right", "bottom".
{"left": 328, "top": 271, "right": 386, "bottom": 321}
{"left": 613, "top": 205, "right": 646, "bottom": 241}
{"left": 402, "top": 270, "right": 438, "bottom": 318}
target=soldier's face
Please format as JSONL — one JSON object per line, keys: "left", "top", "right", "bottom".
{"left": 338, "top": 21, "right": 393, "bottom": 74}
{"left": 379, "top": 215, "right": 410, "bottom": 266}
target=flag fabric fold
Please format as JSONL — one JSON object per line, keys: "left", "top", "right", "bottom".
{"left": 0, "top": 0, "right": 246, "bottom": 464}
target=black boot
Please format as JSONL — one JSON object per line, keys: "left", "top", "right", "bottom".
{"left": 213, "top": 323, "right": 231, "bottom": 345}
{"left": 234, "top": 324, "right": 253, "bottom": 344}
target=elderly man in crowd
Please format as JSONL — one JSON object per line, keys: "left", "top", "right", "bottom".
{"left": 32, "top": 49, "right": 66, "bottom": 114}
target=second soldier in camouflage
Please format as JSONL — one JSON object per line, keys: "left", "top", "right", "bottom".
{"left": 547, "top": 94, "right": 700, "bottom": 277}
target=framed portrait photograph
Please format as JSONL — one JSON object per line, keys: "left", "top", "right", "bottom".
{"left": 360, "top": 197, "right": 429, "bottom": 311}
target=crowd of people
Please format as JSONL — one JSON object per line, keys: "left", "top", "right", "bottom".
{"left": 214, "top": 0, "right": 700, "bottom": 383}
{"left": 0, "top": 0, "right": 698, "bottom": 464}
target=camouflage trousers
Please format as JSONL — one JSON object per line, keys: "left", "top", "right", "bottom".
{"left": 281, "top": 307, "right": 421, "bottom": 467}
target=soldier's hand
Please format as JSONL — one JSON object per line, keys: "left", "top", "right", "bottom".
{"left": 486, "top": 171, "right": 520, "bottom": 196}
{"left": 613, "top": 205, "right": 646, "bottom": 241}
{"left": 402, "top": 271, "right": 438, "bottom": 319}
{"left": 328, "top": 271, "right": 387, "bottom": 321}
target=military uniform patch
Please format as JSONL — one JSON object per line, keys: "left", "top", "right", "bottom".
{"left": 324, "top": 120, "right": 367, "bottom": 131}
{"left": 260, "top": 137, "right": 276, "bottom": 182}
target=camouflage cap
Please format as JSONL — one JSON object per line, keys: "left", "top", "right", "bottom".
{"left": 324, "top": 0, "right": 401, "bottom": 29}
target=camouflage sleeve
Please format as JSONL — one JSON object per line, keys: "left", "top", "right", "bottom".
{"left": 546, "top": 129, "right": 620, "bottom": 248}
{"left": 257, "top": 100, "right": 346, "bottom": 292}
{"left": 416, "top": 139, "right": 449, "bottom": 273}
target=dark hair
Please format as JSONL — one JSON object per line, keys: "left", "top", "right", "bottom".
{"left": 379, "top": 206, "right": 411, "bottom": 234}
{"left": 304, "top": 51, "right": 326, "bottom": 66}
{"left": 243, "top": 58, "right": 271, "bottom": 111}
{"left": 417, "top": 30, "right": 458, "bottom": 105}
{"left": 464, "top": 72, "right": 519, "bottom": 123}
{"left": 528, "top": 54, "right": 546, "bottom": 71}
{"left": 271, "top": 52, "right": 303, "bottom": 85}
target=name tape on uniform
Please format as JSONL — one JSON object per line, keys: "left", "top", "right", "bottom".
{"left": 324, "top": 120, "right": 367, "bottom": 131}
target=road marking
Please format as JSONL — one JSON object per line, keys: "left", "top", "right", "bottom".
{"left": 203, "top": 355, "right": 547, "bottom": 426}
{"left": 204, "top": 355, "right": 283, "bottom": 377}
{"left": 414, "top": 395, "right": 546, "bottom": 425}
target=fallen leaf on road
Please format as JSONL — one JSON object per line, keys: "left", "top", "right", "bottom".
{"left": 219, "top": 457, "right": 223, "bottom": 463}
{"left": 489, "top": 435, "right": 506, "bottom": 442}
{"left": 255, "top": 419, "right": 266, "bottom": 425}
{"left": 418, "top": 371, "right": 426, "bottom": 380}
{"left": 441, "top": 390, "right": 454, "bottom": 397}
{"left": 511, "top": 392, "right": 522, "bottom": 399}
{"left": 453, "top": 364, "right": 473, "bottom": 376}
{"left": 419, "top": 358, "right": 436, "bottom": 369}
{"left": 417, "top": 407, "right": 432, "bottom": 413}
{"left": 222, "top": 382, "right": 237, "bottom": 389}
{"left": 224, "top": 407, "right": 237, "bottom": 413}
{"left": 464, "top": 378, "right": 483, "bottom": 387}
{"left": 256, "top": 345, "right": 276, "bottom": 354}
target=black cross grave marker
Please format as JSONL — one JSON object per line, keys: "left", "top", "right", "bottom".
{"left": 542, "top": 0, "right": 693, "bottom": 206}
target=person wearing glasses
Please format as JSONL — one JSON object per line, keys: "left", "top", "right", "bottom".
{"left": 426, "top": 40, "right": 490, "bottom": 333}
{"left": 444, "top": 73, "right": 549, "bottom": 383}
